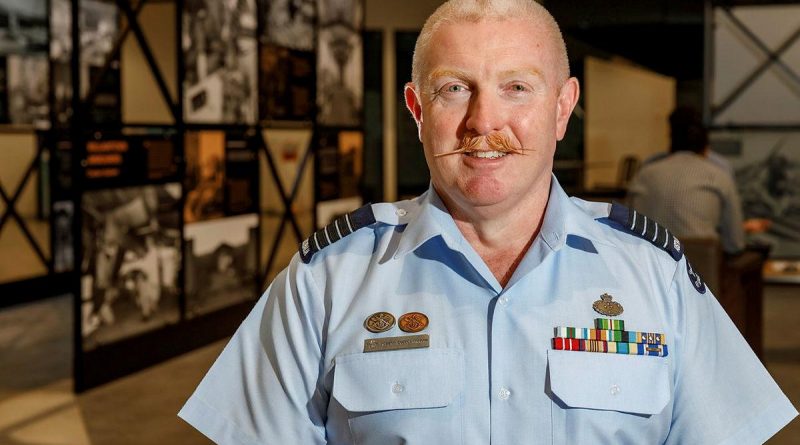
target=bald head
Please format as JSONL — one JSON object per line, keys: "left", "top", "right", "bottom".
{"left": 412, "top": 0, "right": 569, "bottom": 90}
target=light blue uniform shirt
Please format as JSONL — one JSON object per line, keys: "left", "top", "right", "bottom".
{"left": 180, "top": 177, "right": 797, "bottom": 444}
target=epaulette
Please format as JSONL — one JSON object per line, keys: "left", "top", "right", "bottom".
{"left": 299, "top": 204, "right": 377, "bottom": 263}
{"left": 608, "top": 202, "right": 683, "bottom": 261}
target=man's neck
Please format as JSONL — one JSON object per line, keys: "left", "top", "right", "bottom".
{"left": 443, "top": 187, "right": 550, "bottom": 288}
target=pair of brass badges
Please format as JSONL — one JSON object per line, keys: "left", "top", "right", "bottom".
{"left": 364, "top": 311, "right": 428, "bottom": 333}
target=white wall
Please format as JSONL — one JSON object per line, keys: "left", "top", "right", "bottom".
{"left": 584, "top": 56, "right": 676, "bottom": 188}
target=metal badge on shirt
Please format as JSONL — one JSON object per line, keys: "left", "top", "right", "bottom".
{"left": 362, "top": 311, "right": 430, "bottom": 352}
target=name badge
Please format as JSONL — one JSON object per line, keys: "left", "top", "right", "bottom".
{"left": 363, "top": 334, "right": 430, "bottom": 353}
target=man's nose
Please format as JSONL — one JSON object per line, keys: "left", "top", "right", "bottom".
{"left": 464, "top": 91, "right": 503, "bottom": 135}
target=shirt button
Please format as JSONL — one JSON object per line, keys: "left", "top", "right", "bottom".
{"left": 498, "top": 296, "right": 509, "bottom": 306}
{"left": 395, "top": 208, "right": 407, "bottom": 217}
{"left": 498, "top": 387, "right": 511, "bottom": 400}
{"left": 610, "top": 384, "right": 621, "bottom": 396}
{"left": 392, "top": 383, "right": 404, "bottom": 394}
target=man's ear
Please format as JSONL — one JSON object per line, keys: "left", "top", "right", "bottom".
{"left": 555, "top": 77, "right": 580, "bottom": 141}
{"left": 404, "top": 83, "right": 423, "bottom": 141}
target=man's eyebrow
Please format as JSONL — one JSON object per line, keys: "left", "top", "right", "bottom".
{"left": 425, "top": 68, "right": 546, "bottom": 86}
{"left": 499, "top": 68, "right": 546, "bottom": 82}
{"left": 426, "top": 69, "right": 471, "bottom": 84}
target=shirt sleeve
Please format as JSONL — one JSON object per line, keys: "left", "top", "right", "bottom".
{"left": 717, "top": 174, "right": 746, "bottom": 254}
{"left": 665, "top": 258, "right": 797, "bottom": 444}
{"left": 179, "top": 257, "right": 328, "bottom": 444}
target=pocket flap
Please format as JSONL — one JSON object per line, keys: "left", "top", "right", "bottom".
{"left": 548, "top": 349, "right": 670, "bottom": 415}
{"left": 333, "top": 348, "right": 463, "bottom": 412}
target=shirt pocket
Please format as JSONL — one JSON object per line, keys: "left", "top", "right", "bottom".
{"left": 332, "top": 348, "right": 464, "bottom": 445}
{"left": 547, "top": 349, "right": 671, "bottom": 445}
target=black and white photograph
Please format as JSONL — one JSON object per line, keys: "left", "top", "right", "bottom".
{"left": 80, "top": 0, "right": 121, "bottom": 123}
{"left": 261, "top": 127, "right": 314, "bottom": 214}
{"left": 80, "top": 184, "right": 182, "bottom": 350}
{"left": 5, "top": 54, "right": 48, "bottom": 127}
{"left": 53, "top": 200, "right": 74, "bottom": 273}
{"left": 715, "top": 132, "right": 800, "bottom": 258}
{"left": 0, "top": 0, "right": 47, "bottom": 54}
{"left": 316, "top": 19, "right": 362, "bottom": 126}
{"left": 50, "top": 0, "right": 72, "bottom": 126}
{"left": 50, "top": 0, "right": 71, "bottom": 64}
{"left": 184, "top": 213, "right": 258, "bottom": 318}
{"left": 260, "top": 0, "right": 315, "bottom": 51}
{"left": 185, "top": 130, "right": 226, "bottom": 223}
{"left": 317, "top": 0, "right": 360, "bottom": 27}
{"left": 259, "top": 44, "right": 314, "bottom": 121}
{"left": 183, "top": 0, "right": 258, "bottom": 124}
{"left": 79, "top": 0, "right": 117, "bottom": 95}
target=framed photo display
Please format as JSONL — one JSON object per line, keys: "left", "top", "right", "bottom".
{"left": 80, "top": 183, "right": 182, "bottom": 350}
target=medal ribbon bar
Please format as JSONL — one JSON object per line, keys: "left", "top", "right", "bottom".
{"left": 552, "top": 337, "right": 668, "bottom": 357}
{"left": 554, "top": 326, "right": 665, "bottom": 345}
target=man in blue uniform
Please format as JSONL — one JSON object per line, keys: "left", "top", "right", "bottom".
{"left": 179, "top": 1, "right": 798, "bottom": 443}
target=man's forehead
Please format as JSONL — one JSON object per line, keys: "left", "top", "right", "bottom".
{"left": 426, "top": 18, "right": 556, "bottom": 61}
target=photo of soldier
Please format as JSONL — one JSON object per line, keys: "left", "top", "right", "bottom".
{"left": 80, "top": 184, "right": 181, "bottom": 350}
{"left": 184, "top": 213, "right": 258, "bottom": 318}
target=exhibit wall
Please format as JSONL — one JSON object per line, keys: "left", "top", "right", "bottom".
{"left": 0, "top": 0, "right": 367, "bottom": 391}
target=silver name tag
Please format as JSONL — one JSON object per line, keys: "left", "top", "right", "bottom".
{"left": 363, "top": 334, "right": 430, "bottom": 353}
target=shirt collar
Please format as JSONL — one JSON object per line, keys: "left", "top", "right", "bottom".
{"left": 393, "top": 185, "right": 462, "bottom": 259}
{"left": 391, "top": 176, "right": 613, "bottom": 292}
{"left": 538, "top": 174, "right": 568, "bottom": 252}
{"left": 394, "top": 174, "right": 576, "bottom": 259}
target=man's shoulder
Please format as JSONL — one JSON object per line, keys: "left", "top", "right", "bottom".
{"left": 298, "top": 198, "right": 420, "bottom": 264}
{"left": 568, "top": 197, "right": 685, "bottom": 264}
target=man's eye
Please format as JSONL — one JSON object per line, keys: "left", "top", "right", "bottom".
{"left": 510, "top": 84, "right": 527, "bottom": 92}
{"left": 446, "top": 84, "right": 465, "bottom": 93}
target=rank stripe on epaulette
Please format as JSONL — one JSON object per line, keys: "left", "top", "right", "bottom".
{"left": 608, "top": 202, "right": 682, "bottom": 261}
{"left": 300, "top": 205, "right": 377, "bottom": 263}
{"left": 554, "top": 327, "right": 666, "bottom": 345}
{"left": 553, "top": 337, "right": 668, "bottom": 357}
